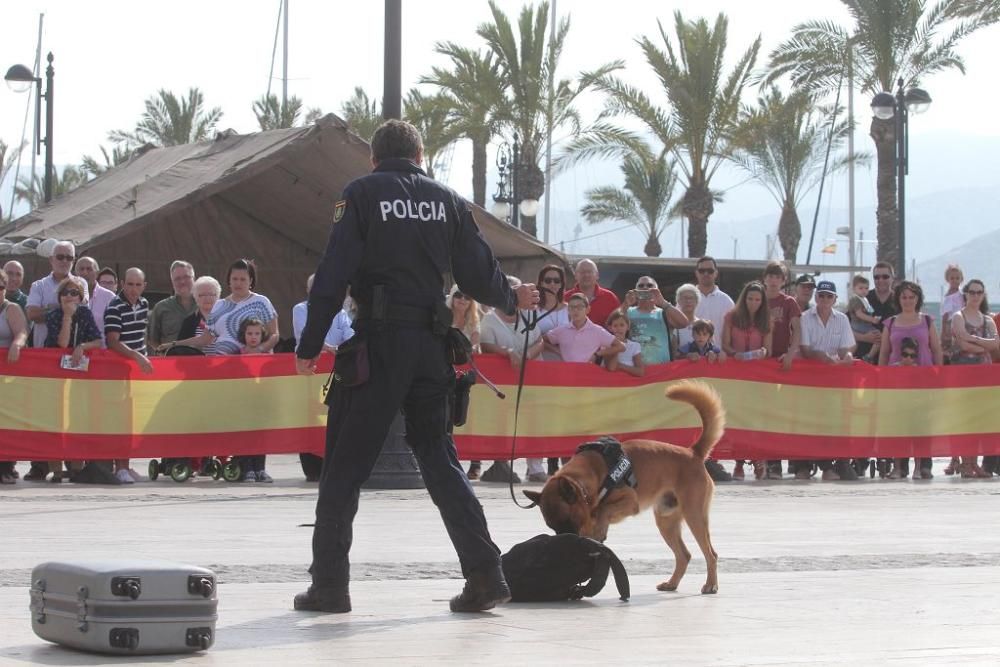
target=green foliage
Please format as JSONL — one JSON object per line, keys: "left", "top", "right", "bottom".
{"left": 340, "top": 87, "right": 382, "bottom": 142}
{"left": 253, "top": 93, "right": 304, "bottom": 130}
{"left": 403, "top": 90, "right": 458, "bottom": 180}
{"left": 14, "top": 165, "right": 87, "bottom": 210}
{"left": 110, "top": 88, "right": 223, "bottom": 148}
{"left": 80, "top": 145, "right": 133, "bottom": 179}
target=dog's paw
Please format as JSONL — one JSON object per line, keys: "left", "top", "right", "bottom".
{"left": 656, "top": 581, "right": 679, "bottom": 592}
{"left": 701, "top": 583, "right": 718, "bottom": 595}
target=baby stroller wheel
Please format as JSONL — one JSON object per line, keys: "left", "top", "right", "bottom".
{"left": 202, "top": 458, "right": 222, "bottom": 480}
{"left": 170, "top": 462, "right": 193, "bottom": 483}
{"left": 148, "top": 459, "right": 160, "bottom": 482}
{"left": 222, "top": 460, "right": 243, "bottom": 482}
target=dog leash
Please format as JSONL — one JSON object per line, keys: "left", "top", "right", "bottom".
{"left": 506, "top": 299, "right": 556, "bottom": 509}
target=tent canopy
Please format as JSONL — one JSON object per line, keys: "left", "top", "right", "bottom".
{"left": 0, "top": 115, "right": 566, "bottom": 335}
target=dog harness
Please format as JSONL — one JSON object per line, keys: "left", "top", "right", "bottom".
{"left": 575, "top": 436, "right": 637, "bottom": 504}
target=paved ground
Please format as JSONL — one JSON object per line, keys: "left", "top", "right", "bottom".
{"left": 1, "top": 455, "right": 998, "bottom": 665}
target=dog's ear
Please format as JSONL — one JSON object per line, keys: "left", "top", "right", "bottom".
{"left": 558, "top": 477, "right": 578, "bottom": 504}
{"left": 522, "top": 490, "right": 541, "bottom": 508}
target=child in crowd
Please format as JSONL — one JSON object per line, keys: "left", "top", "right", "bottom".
{"left": 939, "top": 264, "right": 964, "bottom": 354}
{"left": 238, "top": 317, "right": 272, "bottom": 354}
{"left": 892, "top": 337, "right": 920, "bottom": 366}
{"left": 848, "top": 275, "right": 881, "bottom": 361}
{"left": 604, "top": 310, "right": 644, "bottom": 376}
{"left": 679, "top": 319, "right": 724, "bottom": 363}
{"left": 235, "top": 317, "right": 273, "bottom": 483}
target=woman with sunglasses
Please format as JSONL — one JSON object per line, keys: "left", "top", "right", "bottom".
{"left": 948, "top": 279, "right": 998, "bottom": 478}
{"left": 43, "top": 277, "right": 102, "bottom": 482}
{"left": 876, "top": 280, "right": 943, "bottom": 479}
{"left": 533, "top": 265, "right": 570, "bottom": 361}
{"left": 447, "top": 284, "right": 481, "bottom": 354}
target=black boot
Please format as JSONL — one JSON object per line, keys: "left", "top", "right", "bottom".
{"left": 293, "top": 585, "right": 351, "bottom": 613}
{"left": 704, "top": 460, "right": 732, "bottom": 482}
{"left": 449, "top": 567, "right": 511, "bottom": 613}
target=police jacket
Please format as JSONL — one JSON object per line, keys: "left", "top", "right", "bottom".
{"left": 297, "top": 158, "right": 518, "bottom": 359}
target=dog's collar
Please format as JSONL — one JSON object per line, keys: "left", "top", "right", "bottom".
{"left": 576, "top": 436, "right": 637, "bottom": 504}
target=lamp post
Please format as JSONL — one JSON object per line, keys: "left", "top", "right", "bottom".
{"left": 5, "top": 52, "right": 54, "bottom": 204}
{"left": 491, "top": 134, "right": 540, "bottom": 229}
{"left": 870, "top": 77, "right": 931, "bottom": 280}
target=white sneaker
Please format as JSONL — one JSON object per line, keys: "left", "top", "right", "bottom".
{"left": 243, "top": 470, "right": 257, "bottom": 483}
{"left": 257, "top": 470, "right": 273, "bottom": 483}
{"left": 115, "top": 469, "right": 135, "bottom": 484}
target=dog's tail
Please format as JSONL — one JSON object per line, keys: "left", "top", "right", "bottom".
{"left": 665, "top": 380, "right": 725, "bottom": 461}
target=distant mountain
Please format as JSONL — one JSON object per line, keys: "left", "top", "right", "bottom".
{"left": 917, "top": 225, "right": 1000, "bottom": 302}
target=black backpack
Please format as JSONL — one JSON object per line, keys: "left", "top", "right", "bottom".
{"left": 501, "top": 533, "right": 630, "bottom": 602}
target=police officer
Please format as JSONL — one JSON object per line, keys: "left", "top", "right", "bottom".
{"left": 294, "top": 120, "right": 539, "bottom": 614}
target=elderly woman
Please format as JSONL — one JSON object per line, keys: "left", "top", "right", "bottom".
{"left": 672, "top": 283, "right": 701, "bottom": 359}
{"left": 0, "top": 268, "right": 29, "bottom": 484}
{"left": 160, "top": 276, "right": 222, "bottom": 352}
{"left": 44, "top": 277, "right": 102, "bottom": 482}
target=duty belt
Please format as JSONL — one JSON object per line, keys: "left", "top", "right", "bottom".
{"left": 355, "top": 301, "right": 434, "bottom": 327}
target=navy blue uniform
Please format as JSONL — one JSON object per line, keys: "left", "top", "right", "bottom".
{"left": 298, "top": 157, "right": 518, "bottom": 593}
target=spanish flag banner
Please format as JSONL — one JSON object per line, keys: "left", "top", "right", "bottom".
{"left": 821, "top": 242, "right": 837, "bottom": 254}
{"left": 1, "top": 351, "right": 998, "bottom": 460}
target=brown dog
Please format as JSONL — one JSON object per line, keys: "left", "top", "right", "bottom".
{"left": 523, "top": 380, "right": 725, "bottom": 594}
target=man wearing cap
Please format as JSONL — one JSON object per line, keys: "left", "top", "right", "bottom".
{"left": 796, "top": 280, "right": 857, "bottom": 480}
{"left": 793, "top": 274, "right": 816, "bottom": 313}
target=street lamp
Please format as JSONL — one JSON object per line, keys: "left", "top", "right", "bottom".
{"left": 870, "top": 77, "right": 931, "bottom": 279}
{"left": 5, "top": 52, "right": 54, "bottom": 204}
{"left": 491, "top": 133, "right": 539, "bottom": 229}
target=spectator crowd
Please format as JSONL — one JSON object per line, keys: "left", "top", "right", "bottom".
{"left": 0, "top": 243, "right": 996, "bottom": 485}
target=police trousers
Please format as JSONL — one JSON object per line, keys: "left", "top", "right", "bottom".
{"left": 310, "top": 324, "right": 501, "bottom": 589}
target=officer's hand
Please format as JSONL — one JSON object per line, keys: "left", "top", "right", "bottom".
{"left": 516, "top": 283, "right": 540, "bottom": 310}
{"left": 296, "top": 356, "right": 318, "bottom": 375}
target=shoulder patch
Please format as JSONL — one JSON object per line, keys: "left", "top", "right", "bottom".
{"left": 333, "top": 200, "right": 346, "bottom": 223}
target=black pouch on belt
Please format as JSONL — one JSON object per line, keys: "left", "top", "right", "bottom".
{"left": 330, "top": 336, "right": 369, "bottom": 389}
{"left": 451, "top": 369, "right": 477, "bottom": 427}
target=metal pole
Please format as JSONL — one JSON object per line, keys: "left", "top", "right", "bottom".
{"left": 895, "top": 77, "right": 906, "bottom": 280}
{"left": 282, "top": 0, "right": 288, "bottom": 109}
{"left": 383, "top": 0, "right": 402, "bottom": 120}
{"left": 847, "top": 46, "right": 856, "bottom": 269}
{"left": 511, "top": 133, "right": 520, "bottom": 230}
{"left": 542, "top": 0, "right": 556, "bottom": 244}
{"left": 43, "top": 52, "right": 53, "bottom": 204}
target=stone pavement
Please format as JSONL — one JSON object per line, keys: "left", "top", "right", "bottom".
{"left": 1, "top": 455, "right": 998, "bottom": 665}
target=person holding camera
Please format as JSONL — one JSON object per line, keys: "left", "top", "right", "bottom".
{"left": 621, "top": 276, "right": 688, "bottom": 365}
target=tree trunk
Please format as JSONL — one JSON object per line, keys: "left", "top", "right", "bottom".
{"left": 471, "top": 136, "right": 487, "bottom": 208}
{"left": 778, "top": 198, "right": 801, "bottom": 263}
{"left": 643, "top": 233, "right": 662, "bottom": 257}
{"left": 870, "top": 116, "right": 898, "bottom": 267}
{"left": 682, "top": 183, "right": 714, "bottom": 258}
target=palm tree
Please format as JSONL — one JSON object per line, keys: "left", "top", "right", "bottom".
{"left": 0, "top": 139, "right": 25, "bottom": 220}
{"left": 421, "top": 44, "right": 506, "bottom": 206}
{"left": 110, "top": 88, "right": 223, "bottom": 148}
{"left": 765, "top": 0, "right": 998, "bottom": 268}
{"left": 340, "top": 87, "right": 382, "bottom": 142}
{"left": 581, "top": 146, "right": 679, "bottom": 257}
{"left": 253, "top": 93, "right": 304, "bottom": 130}
{"left": 80, "top": 145, "right": 133, "bottom": 179}
{"left": 402, "top": 90, "right": 457, "bottom": 180}
{"left": 477, "top": 0, "right": 618, "bottom": 237}
{"left": 14, "top": 165, "right": 87, "bottom": 210}
{"left": 730, "top": 88, "right": 868, "bottom": 262}
{"left": 561, "top": 12, "right": 759, "bottom": 257}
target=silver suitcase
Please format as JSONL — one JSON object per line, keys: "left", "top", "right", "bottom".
{"left": 30, "top": 560, "right": 218, "bottom": 655}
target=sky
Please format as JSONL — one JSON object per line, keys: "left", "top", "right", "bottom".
{"left": 3, "top": 0, "right": 999, "bottom": 261}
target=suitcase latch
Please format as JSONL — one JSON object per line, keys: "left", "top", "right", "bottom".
{"left": 109, "top": 628, "right": 139, "bottom": 651}
{"left": 186, "top": 627, "right": 213, "bottom": 650}
{"left": 111, "top": 576, "right": 142, "bottom": 600}
{"left": 77, "top": 586, "right": 89, "bottom": 632}
{"left": 187, "top": 575, "right": 215, "bottom": 598}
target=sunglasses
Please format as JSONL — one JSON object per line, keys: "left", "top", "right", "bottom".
{"left": 542, "top": 277, "right": 562, "bottom": 285}
{"left": 60, "top": 289, "right": 82, "bottom": 298}
{"left": 54, "top": 254, "right": 76, "bottom": 262}
{"left": 874, "top": 274, "right": 892, "bottom": 280}
{"left": 452, "top": 292, "right": 469, "bottom": 300}
{"left": 637, "top": 283, "right": 655, "bottom": 289}
{"left": 901, "top": 351, "right": 918, "bottom": 359}
{"left": 696, "top": 268, "right": 715, "bottom": 275}
{"left": 965, "top": 289, "right": 984, "bottom": 296}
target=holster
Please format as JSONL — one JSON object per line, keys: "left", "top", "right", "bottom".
{"left": 450, "top": 370, "right": 477, "bottom": 427}
{"left": 324, "top": 336, "right": 369, "bottom": 404}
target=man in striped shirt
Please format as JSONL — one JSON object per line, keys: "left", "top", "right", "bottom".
{"left": 104, "top": 267, "right": 153, "bottom": 483}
